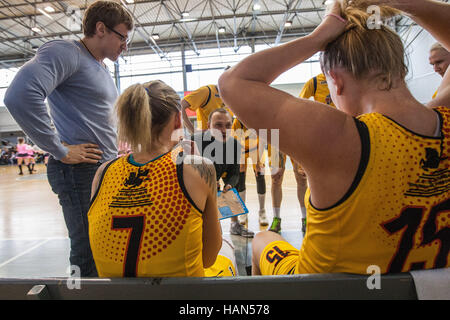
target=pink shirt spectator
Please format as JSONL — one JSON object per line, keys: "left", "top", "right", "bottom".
{"left": 16, "top": 143, "right": 28, "bottom": 154}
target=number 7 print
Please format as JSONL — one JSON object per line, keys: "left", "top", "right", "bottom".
{"left": 112, "top": 215, "right": 145, "bottom": 277}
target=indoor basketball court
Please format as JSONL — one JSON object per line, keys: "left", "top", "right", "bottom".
{"left": 0, "top": 162, "right": 304, "bottom": 278}
{"left": 0, "top": 0, "right": 449, "bottom": 301}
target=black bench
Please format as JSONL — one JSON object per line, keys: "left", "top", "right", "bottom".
{"left": 0, "top": 273, "right": 417, "bottom": 300}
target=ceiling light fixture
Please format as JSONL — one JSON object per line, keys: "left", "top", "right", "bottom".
{"left": 218, "top": 27, "right": 226, "bottom": 33}
{"left": 44, "top": 6, "right": 55, "bottom": 13}
{"left": 151, "top": 33, "right": 160, "bottom": 40}
{"left": 37, "top": 8, "right": 53, "bottom": 19}
{"left": 253, "top": 3, "right": 261, "bottom": 11}
{"left": 180, "top": 18, "right": 197, "bottom": 22}
{"left": 181, "top": 12, "right": 190, "bottom": 17}
{"left": 285, "top": 21, "right": 292, "bottom": 27}
{"left": 31, "top": 27, "right": 41, "bottom": 33}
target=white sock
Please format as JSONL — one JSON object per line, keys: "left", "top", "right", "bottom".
{"left": 300, "top": 206, "right": 306, "bottom": 219}
{"left": 258, "top": 194, "right": 265, "bottom": 211}
{"left": 273, "top": 207, "right": 281, "bottom": 218}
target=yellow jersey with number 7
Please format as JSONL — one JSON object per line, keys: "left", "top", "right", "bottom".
{"left": 88, "top": 147, "right": 205, "bottom": 277}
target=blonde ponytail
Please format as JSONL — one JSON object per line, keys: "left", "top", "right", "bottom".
{"left": 116, "top": 83, "right": 152, "bottom": 153}
{"left": 115, "top": 80, "right": 181, "bottom": 154}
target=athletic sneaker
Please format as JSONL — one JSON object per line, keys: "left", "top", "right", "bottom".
{"left": 238, "top": 214, "right": 247, "bottom": 225}
{"left": 302, "top": 217, "right": 307, "bottom": 234}
{"left": 230, "top": 221, "right": 254, "bottom": 238}
{"left": 268, "top": 217, "right": 281, "bottom": 234}
{"left": 259, "top": 209, "right": 268, "bottom": 226}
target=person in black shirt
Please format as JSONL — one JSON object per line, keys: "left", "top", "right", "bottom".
{"left": 191, "top": 108, "right": 254, "bottom": 238}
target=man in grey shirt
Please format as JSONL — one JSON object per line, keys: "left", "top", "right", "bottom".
{"left": 4, "top": 1, "right": 133, "bottom": 277}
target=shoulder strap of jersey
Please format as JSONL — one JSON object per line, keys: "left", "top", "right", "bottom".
{"left": 200, "top": 85, "right": 212, "bottom": 109}
{"left": 175, "top": 150, "right": 204, "bottom": 214}
{"left": 313, "top": 76, "right": 318, "bottom": 95}
{"left": 317, "top": 118, "right": 370, "bottom": 210}
{"left": 88, "top": 157, "right": 123, "bottom": 210}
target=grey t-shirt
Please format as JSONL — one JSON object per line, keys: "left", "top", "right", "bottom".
{"left": 4, "top": 40, "right": 118, "bottom": 161}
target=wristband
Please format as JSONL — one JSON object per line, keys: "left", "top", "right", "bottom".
{"left": 325, "top": 13, "right": 347, "bottom": 24}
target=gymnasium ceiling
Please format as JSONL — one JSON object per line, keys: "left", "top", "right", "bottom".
{"left": 0, "top": 0, "right": 423, "bottom": 68}
{"left": 0, "top": 0, "right": 329, "bottom": 67}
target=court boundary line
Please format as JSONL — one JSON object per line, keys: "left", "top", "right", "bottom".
{"left": 0, "top": 237, "right": 68, "bottom": 241}
{"left": 0, "top": 238, "right": 52, "bottom": 269}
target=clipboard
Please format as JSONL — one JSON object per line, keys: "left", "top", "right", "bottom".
{"left": 217, "top": 188, "right": 249, "bottom": 220}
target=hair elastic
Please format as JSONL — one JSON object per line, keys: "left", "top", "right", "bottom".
{"left": 325, "top": 13, "right": 347, "bottom": 24}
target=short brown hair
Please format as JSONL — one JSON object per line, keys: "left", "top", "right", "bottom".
{"left": 208, "top": 108, "right": 230, "bottom": 124}
{"left": 82, "top": 1, "right": 133, "bottom": 37}
{"left": 430, "top": 42, "right": 448, "bottom": 53}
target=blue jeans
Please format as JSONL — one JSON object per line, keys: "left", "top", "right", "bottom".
{"left": 47, "top": 156, "right": 100, "bottom": 277}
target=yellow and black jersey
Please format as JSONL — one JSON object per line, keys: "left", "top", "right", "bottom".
{"left": 232, "top": 119, "right": 260, "bottom": 154}
{"left": 299, "top": 73, "right": 335, "bottom": 107}
{"left": 232, "top": 118, "right": 266, "bottom": 167}
{"left": 302, "top": 107, "right": 450, "bottom": 274}
{"left": 88, "top": 147, "right": 205, "bottom": 278}
{"left": 184, "top": 85, "right": 233, "bottom": 130}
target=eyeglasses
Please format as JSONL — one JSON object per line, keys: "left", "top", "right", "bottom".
{"left": 104, "top": 23, "right": 131, "bottom": 45}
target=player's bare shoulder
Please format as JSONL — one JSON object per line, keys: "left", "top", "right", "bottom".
{"left": 183, "top": 154, "right": 217, "bottom": 193}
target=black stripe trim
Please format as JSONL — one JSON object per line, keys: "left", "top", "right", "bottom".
{"left": 382, "top": 109, "right": 443, "bottom": 140}
{"left": 200, "top": 85, "right": 212, "bottom": 109}
{"left": 313, "top": 76, "right": 317, "bottom": 95}
{"left": 176, "top": 151, "right": 204, "bottom": 214}
{"left": 88, "top": 157, "right": 122, "bottom": 210}
{"left": 287, "top": 266, "right": 296, "bottom": 275}
{"left": 109, "top": 202, "right": 154, "bottom": 208}
{"left": 309, "top": 118, "right": 371, "bottom": 211}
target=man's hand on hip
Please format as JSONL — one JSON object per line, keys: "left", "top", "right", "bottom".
{"left": 60, "top": 143, "right": 103, "bottom": 164}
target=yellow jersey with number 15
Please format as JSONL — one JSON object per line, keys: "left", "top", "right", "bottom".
{"left": 301, "top": 107, "right": 450, "bottom": 274}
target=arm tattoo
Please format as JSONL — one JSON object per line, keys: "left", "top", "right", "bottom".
{"left": 189, "top": 156, "right": 217, "bottom": 193}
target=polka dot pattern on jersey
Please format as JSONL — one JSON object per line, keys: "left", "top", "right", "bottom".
{"left": 89, "top": 148, "right": 202, "bottom": 270}
{"left": 301, "top": 108, "right": 450, "bottom": 274}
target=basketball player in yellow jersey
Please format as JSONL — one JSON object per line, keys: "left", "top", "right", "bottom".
{"left": 428, "top": 43, "right": 450, "bottom": 103}
{"left": 266, "top": 144, "right": 308, "bottom": 234}
{"left": 267, "top": 74, "right": 336, "bottom": 234}
{"left": 88, "top": 80, "right": 237, "bottom": 277}
{"left": 181, "top": 84, "right": 234, "bottom": 134}
{"left": 232, "top": 118, "right": 268, "bottom": 226}
{"left": 300, "top": 73, "right": 335, "bottom": 107}
{"left": 219, "top": 0, "right": 450, "bottom": 275}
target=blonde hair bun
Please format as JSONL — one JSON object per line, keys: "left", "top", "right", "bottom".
{"left": 321, "top": 0, "right": 407, "bottom": 90}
